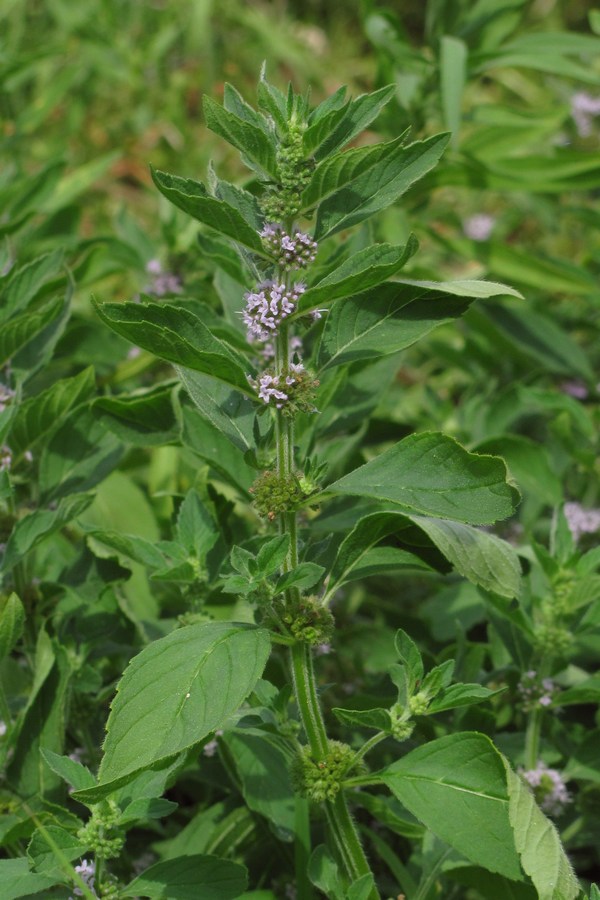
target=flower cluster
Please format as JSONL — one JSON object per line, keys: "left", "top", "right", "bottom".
{"left": 521, "top": 762, "right": 571, "bottom": 817}
{"left": 242, "top": 282, "right": 305, "bottom": 343}
{"left": 71, "top": 858, "right": 97, "bottom": 898}
{"left": 290, "top": 740, "right": 360, "bottom": 802}
{"left": 248, "top": 363, "right": 318, "bottom": 415}
{"left": 260, "top": 223, "right": 317, "bottom": 270}
{"left": 143, "top": 258, "right": 183, "bottom": 297}
{"left": 570, "top": 92, "right": 600, "bottom": 137}
{"left": 564, "top": 501, "right": 600, "bottom": 542}
{"left": 463, "top": 213, "right": 496, "bottom": 241}
{"left": 249, "top": 470, "right": 307, "bottom": 520}
{"left": 0, "top": 446, "right": 12, "bottom": 473}
{"left": 261, "top": 121, "right": 314, "bottom": 220}
{"left": 517, "top": 670, "right": 558, "bottom": 711}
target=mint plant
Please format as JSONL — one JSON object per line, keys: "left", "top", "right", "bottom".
{"left": 1, "top": 71, "right": 586, "bottom": 899}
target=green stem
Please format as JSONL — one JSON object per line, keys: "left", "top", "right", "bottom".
{"left": 291, "top": 642, "right": 328, "bottom": 759}
{"left": 294, "top": 798, "right": 313, "bottom": 900}
{"left": 346, "top": 732, "right": 387, "bottom": 772}
{"left": 524, "top": 705, "right": 543, "bottom": 770}
{"left": 325, "top": 793, "right": 378, "bottom": 898}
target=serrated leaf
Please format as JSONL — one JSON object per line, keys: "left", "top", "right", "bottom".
{"left": 325, "top": 432, "right": 518, "bottom": 525}
{"left": 203, "top": 94, "right": 277, "bottom": 177}
{"left": 93, "top": 382, "right": 180, "bottom": 447}
{"left": 0, "top": 295, "right": 64, "bottom": 367}
{"left": 176, "top": 490, "right": 218, "bottom": 559}
{"left": 314, "top": 85, "right": 395, "bottom": 159}
{"left": 0, "top": 859, "right": 61, "bottom": 899}
{"left": 1, "top": 250, "right": 64, "bottom": 321}
{"left": 315, "top": 133, "right": 450, "bottom": 239}
{"left": 197, "top": 232, "right": 252, "bottom": 286}
{"left": 332, "top": 706, "right": 391, "bottom": 732}
{"left": 395, "top": 629, "right": 424, "bottom": 690}
{"left": 40, "top": 749, "right": 96, "bottom": 792}
{"left": 85, "top": 530, "right": 166, "bottom": 570}
{"left": 8, "top": 367, "right": 95, "bottom": 460}
{"left": 150, "top": 168, "right": 265, "bottom": 254}
{"left": 256, "top": 535, "right": 291, "bottom": 577}
{"left": 296, "top": 239, "right": 418, "bottom": 316}
{"left": 1, "top": 493, "right": 94, "bottom": 571}
{"left": 73, "top": 623, "right": 270, "bottom": 802}
{"left": 121, "top": 854, "right": 248, "bottom": 899}
{"left": 27, "top": 825, "right": 87, "bottom": 874}
{"left": 503, "top": 761, "right": 579, "bottom": 900}
{"left": 94, "top": 300, "right": 253, "bottom": 396}
{"left": 276, "top": 563, "right": 325, "bottom": 593}
{"left": 176, "top": 368, "right": 256, "bottom": 454}
{"left": 427, "top": 682, "right": 504, "bottom": 713}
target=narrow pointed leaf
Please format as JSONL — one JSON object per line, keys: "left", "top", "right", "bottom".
{"left": 315, "top": 133, "right": 450, "bottom": 239}
{"left": 325, "top": 432, "right": 518, "bottom": 525}
{"left": 1, "top": 493, "right": 94, "bottom": 571}
{"left": 315, "top": 85, "right": 396, "bottom": 159}
{"left": 296, "top": 239, "right": 418, "bottom": 316}
{"left": 0, "top": 296, "right": 65, "bottom": 367}
{"left": 203, "top": 94, "right": 277, "bottom": 176}
{"left": 150, "top": 168, "right": 265, "bottom": 254}
{"left": 94, "top": 300, "right": 253, "bottom": 396}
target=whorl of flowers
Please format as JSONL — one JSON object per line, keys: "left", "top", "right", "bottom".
{"left": 248, "top": 363, "right": 307, "bottom": 409}
{"left": 242, "top": 281, "right": 305, "bottom": 343}
{"left": 521, "top": 762, "right": 571, "bottom": 817}
{"left": 564, "top": 501, "right": 600, "bottom": 543}
{"left": 261, "top": 223, "right": 317, "bottom": 270}
{"left": 517, "top": 670, "right": 558, "bottom": 711}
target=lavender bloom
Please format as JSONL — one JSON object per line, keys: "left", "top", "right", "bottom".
{"left": 518, "top": 670, "right": 558, "bottom": 711}
{"left": 559, "top": 379, "right": 588, "bottom": 400}
{"left": 143, "top": 258, "right": 183, "bottom": 296}
{"left": 564, "top": 502, "right": 600, "bottom": 542}
{"left": 71, "top": 859, "right": 97, "bottom": 898}
{"left": 261, "top": 223, "right": 317, "bottom": 270}
{"left": 570, "top": 92, "right": 600, "bottom": 137}
{"left": 242, "top": 282, "right": 305, "bottom": 343}
{"left": 203, "top": 729, "right": 223, "bottom": 758}
{"left": 521, "top": 762, "right": 571, "bottom": 817}
{"left": 463, "top": 213, "right": 496, "bottom": 241}
{"left": 248, "top": 364, "right": 306, "bottom": 409}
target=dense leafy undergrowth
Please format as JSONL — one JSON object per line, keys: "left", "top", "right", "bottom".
{"left": 1, "top": 2, "right": 600, "bottom": 898}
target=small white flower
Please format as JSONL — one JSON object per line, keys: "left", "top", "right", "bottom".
{"left": 564, "top": 502, "right": 600, "bottom": 542}
{"left": 570, "top": 92, "right": 600, "bottom": 137}
{"left": 0, "top": 721, "right": 7, "bottom": 737}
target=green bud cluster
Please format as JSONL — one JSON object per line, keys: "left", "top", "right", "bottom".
{"left": 99, "top": 876, "right": 121, "bottom": 898}
{"left": 551, "top": 570, "right": 577, "bottom": 616}
{"left": 250, "top": 470, "right": 306, "bottom": 520}
{"left": 261, "top": 122, "right": 314, "bottom": 220}
{"left": 290, "top": 740, "right": 360, "bottom": 802}
{"left": 389, "top": 702, "right": 415, "bottom": 742}
{"left": 281, "top": 367, "right": 319, "bottom": 418}
{"left": 534, "top": 622, "right": 574, "bottom": 657}
{"left": 409, "top": 691, "right": 430, "bottom": 716}
{"left": 280, "top": 594, "right": 334, "bottom": 645}
{"left": 77, "top": 800, "right": 124, "bottom": 860}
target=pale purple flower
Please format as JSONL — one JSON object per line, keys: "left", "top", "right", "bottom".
{"left": 518, "top": 670, "right": 558, "bottom": 710}
{"left": 564, "top": 502, "right": 600, "bottom": 542}
{"left": 0, "top": 721, "right": 7, "bottom": 737}
{"left": 559, "top": 380, "right": 588, "bottom": 400}
{"left": 127, "top": 346, "right": 142, "bottom": 360}
{"left": 463, "top": 214, "right": 496, "bottom": 241}
{"left": 570, "top": 92, "right": 600, "bottom": 137}
{"left": 143, "top": 258, "right": 182, "bottom": 296}
{"left": 260, "top": 223, "right": 317, "bottom": 270}
{"left": 242, "top": 282, "right": 305, "bottom": 343}
{"left": 315, "top": 642, "right": 332, "bottom": 656}
{"left": 521, "top": 762, "right": 571, "bottom": 816}
{"left": 203, "top": 729, "right": 223, "bottom": 757}
{"left": 71, "top": 858, "right": 97, "bottom": 898}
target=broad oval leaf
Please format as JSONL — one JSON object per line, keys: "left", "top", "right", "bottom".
{"left": 325, "top": 432, "right": 519, "bottom": 525}
{"left": 74, "top": 623, "right": 270, "bottom": 802}
{"left": 121, "top": 853, "right": 248, "bottom": 900}
{"left": 382, "top": 732, "right": 523, "bottom": 880}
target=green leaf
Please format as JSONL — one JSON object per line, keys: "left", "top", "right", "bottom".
{"left": 197, "top": 232, "right": 252, "bottom": 287}
{"left": 121, "top": 854, "right": 248, "bottom": 899}
{"left": 411, "top": 515, "right": 521, "bottom": 598}
{"left": 181, "top": 405, "right": 255, "bottom": 493}
{"left": 73, "top": 623, "right": 270, "bottom": 802}
{"left": 314, "top": 85, "right": 396, "bottom": 159}
{"left": 203, "top": 94, "right": 277, "bottom": 176}
{"left": 1, "top": 493, "right": 94, "bottom": 572}
{"left": 0, "top": 250, "right": 64, "bottom": 321}
{"left": 150, "top": 168, "right": 265, "bottom": 254}
{"left": 222, "top": 729, "right": 295, "bottom": 833}
{"left": 176, "top": 490, "right": 218, "bottom": 559}
{"left": 275, "top": 563, "right": 325, "bottom": 593}
{"left": 325, "top": 432, "right": 518, "bottom": 525}
{"left": 40, "top": 749, "right": 96, "bottom": 792}
{"left": 503, "top": 761, "right": 579, "bottom": 900}
{"left": 8, "top": 367, "right": 95, "bottom": 459}
{"left": 0, "top": 296, "right": 65, "bottom": 367}
{"left": 427, "top": 682, "right": 505, "bottom": 713}
{"left": 332, "top": 706, "right": 391, "bottom": 732}
{"left": 256, "top": 535, "right": 291, "bottom": 577}
{"left": 0, "top": 859, "right": 61, "bottom": 900}
{"left": 94, "top": 300, "right": 253, "bottom": 396}
{"left": 177, "top": 368, "right": 256, "bottom": 454}
{"left": 395, "top": 629, "right": 424, "bottom": 691}
{"left": 315, "top": 133, "right": 450, "bottom": 239}
{"left": 440, "top": 36, "right": 467, "bottom": 143}
{"left": 296, "top": 239, "right": 418, "bottom": 316}
{"left": 85, "top": 529, "right": 166, "bottom": 570}
{"left": 474, "top": 436, "right": 562, "bottom": 507}
{"left": 0, "top": 592, "right": 25, "bottom": 661}
{"left": 93, "top": 382, "right": 180, "bottom": 447}
{"left": 27, "top": 825, "right": 87, "bottom": 874}
{"left": 382, "top": 732, "right": 523, "bottom": 880}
